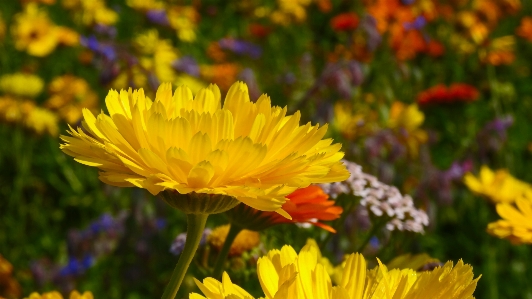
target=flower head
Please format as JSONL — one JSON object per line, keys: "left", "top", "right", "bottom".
{"left": 487, "top": 193, "right": 532, "bottom": 244}
{"left": 60, "top": 82, "right": 349, "bottom": 216}
{"left": 330, "top": 12, "right": 359, "bottom": 32}
{"left": 464, "top": 165, "right": 531, "bottom": 203}
{"left": 229, "top": 185, "right": 342, "bottom": 232}
{"left": 24, "top": 291, "right": 93, "bottom": 299}
{"left": 208, "top": 225, "right": 260, "bottom": 256}
{"left": 417, "top": 84, "right": 479, "bottom": 105}
{"left": 11, "top": 4, "right": 78, "bottom": 57}
{"left": 0, "top": 73, "right": 44, "bottom": 98}
{"left": 191, "top": 240, "right": 479, "bottom": 299}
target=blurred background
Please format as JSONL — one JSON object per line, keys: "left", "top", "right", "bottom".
{"left": 0, "top": 0, "right": 531, "bottom": 298}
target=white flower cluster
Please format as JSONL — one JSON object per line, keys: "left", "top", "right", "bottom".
{"left": 320, "top": 160, "right": 429, "bottom": 233}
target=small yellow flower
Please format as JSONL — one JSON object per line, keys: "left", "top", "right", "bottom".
{"left": 25, "top": 106, "right": 59, "bottom": 136}
{"left": 64, "top": 0, "right": 118, "bottom": 26}
{"left": 464, "top": 165, "right": 531, "bottom": 203}
{"left": 0, "top": 73, "right": 44, "bottom": 98}
{"left": 388, "top": 101, "right": 428, "bottom": 158}
{"left": 23, "top": 291, "right": 93, "bottom": 299}
{"left": 331, "top": 102, "right": 368, "bottom": 140}
{"left": 134, "top": 30, "right": 179, "bottom": 83}
{"left": 487, "top": 193, "right": 532, "bottom": 244}
{"left": 45, "top": 75, "right": 99, "bottom": 124}
{"left": 60, "top": 82, "right": 349, "bottom": 216}
{"left": 11, "top": 4, "right": 78, "bottom": 57}
{"left": 208, "top": 224, "right": 260, "bottom": 256}
{"left": 126, "top": 0, "right": 164, "bottom": 10}
{"left": 167, "top": 6, "right": 198, "bottom": 42}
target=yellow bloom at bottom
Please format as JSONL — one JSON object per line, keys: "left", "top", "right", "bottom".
{"left": 487, "top": 194, "right": 532, "bottom": 244}
{"left": 24, "top": 290, "right": 93, "bottom": 299}
{"left": 191, "top": 240, "right": 479, "bottom": 299}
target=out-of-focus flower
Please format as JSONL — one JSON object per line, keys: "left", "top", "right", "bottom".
{"left": 126, "top": 0, "right": 164, "bottom": 10}
{"left": 218, "top": 38, "right": 262, "bottom": 59}
{"left": 170, "top": 228, "right": 211, "bottom": 256}
{"left": 62, "top": 0, "right": 118, "bottom": 26}
{"left": 464, "top": 165, "right": 531, "bottom": 203}
{"left": 248, "top": 23, "right": 271, "bottom": 38}
{"left": 44, "top": 75, "right": 98, "bottom": 124}
{"left": 331, "top": 102, "right": 368, "bottom": 140}
{"left": 388, "top": 101, "right": 427, "bottom": 158}
{"left": 0, "top": 97, "right": 34, "bottom": 124}
{"left": 60, "top": 82, "right": 349, "bottom": 215}
{"left": 237, "top": 68, "right": 260, "bottom": 100}
{"left": 487, "top": 193, "right": 532, "bottom": 244}
{"left": 167, "top": 6, "right": 198, "bottom": 42}
{"left": 479, "top": 36, "right": 516, "bottom": 65}
{"left": 200, "top": 63, "right": 240, "bottom": 90}
{"left": 24, "top": 107, "right": 59, "bottom": 136}
{"left": 208, "top": 225, "right": 260, "bottom": 256}
{"left": 11, "top": 4, "right": 78, "bottom": 57}
{"left": 516, "top": 17, "right": 532, "bottom": 42}
{"left": 417, "top": 83, "right": 479, "bottom": 105}
{"left": 191, "top": 240, "right": 479, "bottom": 299}
{"left": 0, "top": 255, "right": 22, "bottom": 298}
{"left": 0, "top": 73, "right": 44, "bottom": 98}
{"left": 331, "top": 12, "right": 359, "bottom": 32}
{"left": 172, "top": 56, "right": 200, "bottom": 77}
{"left": 23, "top": 290, "right": 93, "bottom": 299}
{"left": 133, "top": 30, "right": 179, "bottom": 84}
{"left": 0, "top": 14, "right": 5, "bottom": 41}
{"left": 270, "top": 0, "right": 311, "bottom": 25}
{"left": 476, "top": 115, "right": 514, "bottom": 156}
{"left": 321, "top": 160, "right": 429, "bottom": 233}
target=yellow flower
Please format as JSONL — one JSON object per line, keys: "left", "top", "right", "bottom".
{"left": 25, "top": 106, "right": 59, "bottom": 136}
{"left": 0, "top": 73, "right": 44, "bottom": 98}
{"left": 134, "top": 30, "right": 179, "bottom": 83}
{"left": 191, "top": 240, "right": 479, "bottom": 299}
{"left": 388, "top": 102, "right": 427, "bottom": 158}
{"left": 175, "top": 75, "right": 207, "bottom": 95}
{"left": 208, "top": 224, "right": 260, "bottom": 256}
{"left": 64, "top": 0, "right": 118, "bottom": 26}
{"left": 60, "top": 82, "right": 349, "bottom": 215}
{"left": 127, "top": 0, "right": 164, "bottom": 10}
{"left": 167, "top": 6, "right": 198, "bottom": 42}
{"left": 0, "top": 97, "right": 35, "bottom": 123}
{"left": 45, "top": 75, "right": 99, "bottom": 124}
{"left": 331, "top": 102, "right": 367, "bottom": 140}
{"left": 487, "top": 193, "right": 532, "bottom": 244}
{"left": 191, "top": 272, "right": 255, "bottom": 299}
{"left": 464, "top": 165, "right": 531, "bottom": 203}
{"left": 24, "top": 291, "right": 93, "bottom": 299}
{"left": 11, "top": 4, "right": 78, "bottom": 57}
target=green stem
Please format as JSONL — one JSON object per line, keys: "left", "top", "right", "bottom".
{"left": 161, "top": 213, "right": 208, "bottom": 299}
{"left": 212, "top": 224, "right": 242, "bottom": 279}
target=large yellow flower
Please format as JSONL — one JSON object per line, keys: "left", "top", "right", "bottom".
{"left": 464, "top": 165, "right": 531, "bottom": 203}
{"left": 60, "top": 82, "right": 349, "bottom": 215}
{"left": 191, "top": 240, "right": 479, "bottom": 299}
{"left": 487, "top": 193, "right": 532, "bottom": 244}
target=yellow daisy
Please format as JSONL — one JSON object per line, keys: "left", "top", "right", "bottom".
{"left": 191, "top": 240, "right": 479, "bottom": 299}
{"left": 60, "top": 82, "right": 349, "bottom": 215}
{"left": 208, "top": 224, "right": 260, "bottom": 256}
{"left": 464, "top": 165, "right": 531, "bottom": 203}
{"left": 487, "top": 193, "right": 532, "bottom": 244}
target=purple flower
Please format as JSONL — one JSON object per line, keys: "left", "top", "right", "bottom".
{"left": 401, "top": 0, "right": 417, "bottom": 5}
{"left": 172, "top": 56, "right": 200, "bottom": 77}
{"left": 170, "top": 228, "right": 212, "bottom": 255}
{"left": 147, "top": 9, "right": 169, "bottom": 26}
{"left": 361, "top": 15, "right": 382, "bottom": 51}
{"left": 404, "top": 16, "right": 426, "bottom": 30}
{"left": 218, "top": 38, "right": 262, "bottom": 59}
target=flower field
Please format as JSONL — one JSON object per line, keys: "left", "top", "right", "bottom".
{"left": 0, "top": 0, "right": 531, "bottom": 298}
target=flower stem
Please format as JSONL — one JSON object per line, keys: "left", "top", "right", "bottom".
{"left": 212, "top": 224, "right": 242, "bottom": 279}
{"left": 161, "top": 213, "right": 208, "bottom": 299}
{"left": 356, "top": 217, "right": 386, "bottom": 253}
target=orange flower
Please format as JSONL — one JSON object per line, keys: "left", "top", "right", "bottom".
{"left": 330, "top": 12, "right": 359, "bottom": 32}
{"left": 228, "top": 185, "right": 343, "bottom": 232}
{"left": 516, "top": 17, "right": 532, "bottom": 42}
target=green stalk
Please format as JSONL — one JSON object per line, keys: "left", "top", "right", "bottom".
{"left": 161, "top": 213, "right": 208, "bottom": 299}
{"left": 212, "top": 224, "right": 242, "bottom": 279}
{"left": 355, "top": 217, "right": 387, "bottom": 253}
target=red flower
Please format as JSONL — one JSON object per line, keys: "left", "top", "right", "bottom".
{"left": 417, "top": 84, "right": 479, "bottom": 105}
{"left": 331, "top": 13, "right": 359, "bottom": 32}
{"left": 249, "top": 23, "right": 271, "bottom": 38}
